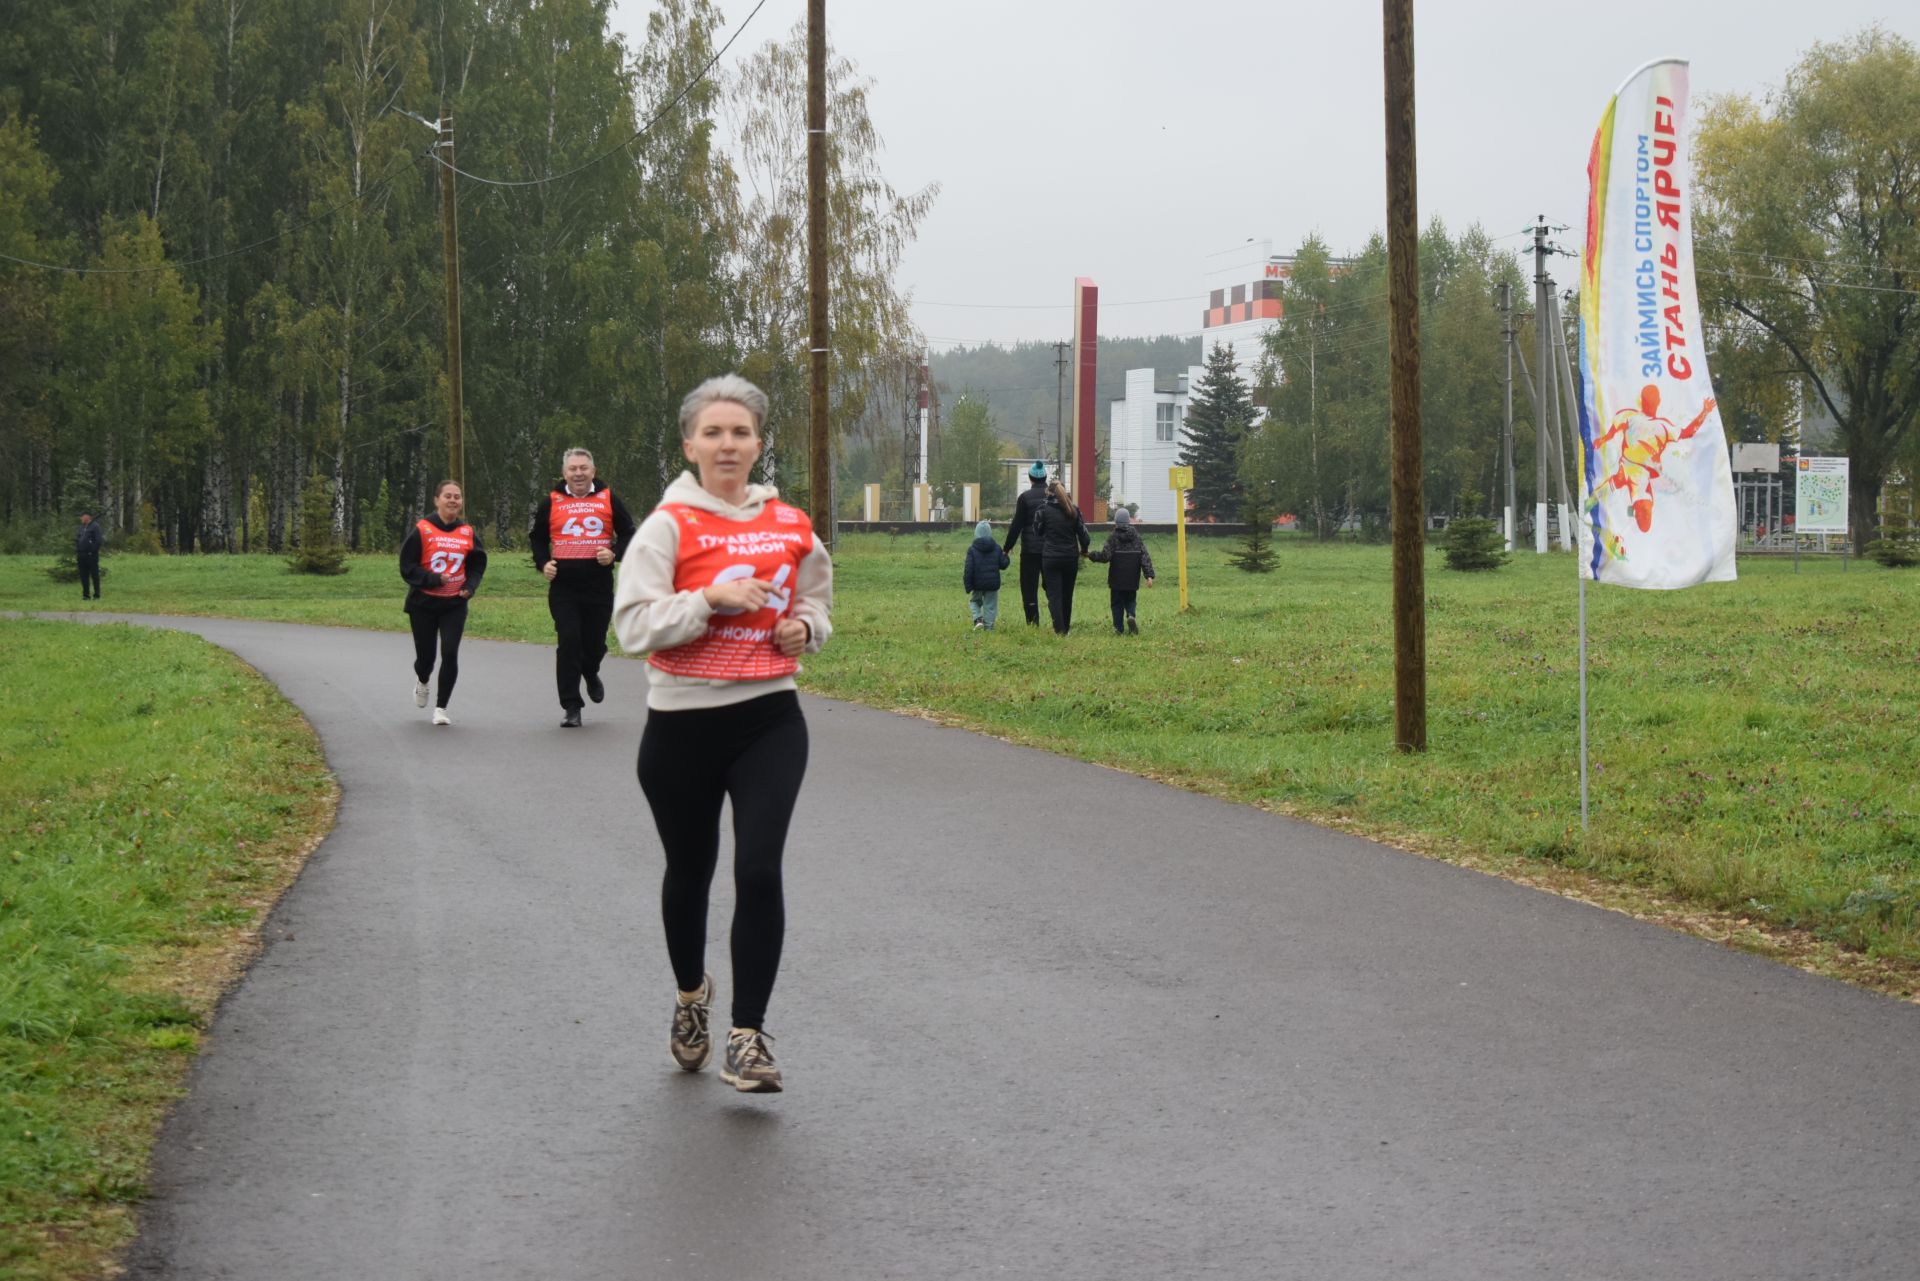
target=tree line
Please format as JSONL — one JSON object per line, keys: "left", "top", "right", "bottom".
{"left": 0, "top": 0, "right": 932, "bottom": 554}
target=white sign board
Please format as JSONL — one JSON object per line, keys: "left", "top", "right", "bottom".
{"left": 1793, "top": 456, "right": 1849, "bottom": 534}
{"left": 1730, "top": 442, "right": 1779, "bottom": 473}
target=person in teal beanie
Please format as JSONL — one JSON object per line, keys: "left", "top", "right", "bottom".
{"left": 962, "top": 519, "right": 1010, "bottom": 630}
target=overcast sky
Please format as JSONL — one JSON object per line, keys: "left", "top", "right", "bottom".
{"left": 609, "top": 0, "right": 1918, "bottom": 348}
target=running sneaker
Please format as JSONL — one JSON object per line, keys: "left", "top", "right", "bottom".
{"left": 584, "top": 673, "right": 605, "bottom": 704}
{"left": 1126, "top": 616, "right": 1139, "bottom": 635}
{"left": 560, "top": 708, "right": 582, "bottom": 729}
{"left": 432, "top": 708, "right": 451, "bottom": 726}
{"left": 721, "top": 1028, "right": 782, "bottom": 1094}
{"left": 414, "top": 681, "right": 430, "bottom": 708}
{"left": 670, "top": 972, "right": 714, "bottom": 1072}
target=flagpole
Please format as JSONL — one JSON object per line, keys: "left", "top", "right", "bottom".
{"left": 1578, "top": 568, "right": 1590, "bottom": 831}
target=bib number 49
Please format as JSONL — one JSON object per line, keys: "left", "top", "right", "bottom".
{"left": 560, "top": 516, "right": 605, "bottom": 538}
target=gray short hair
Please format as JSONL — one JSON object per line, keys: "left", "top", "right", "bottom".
{"left": 562, "top": 447, "right": 593, "bottom": 467}
{"left": 678, "top": 374, "right": 769, "bottom": 438}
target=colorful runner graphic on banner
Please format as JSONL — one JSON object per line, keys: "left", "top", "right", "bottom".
{"left": 1576, "top": 58, "right": 1737, "bottom": 588}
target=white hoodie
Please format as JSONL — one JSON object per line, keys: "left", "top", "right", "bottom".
{"left": 613, "top": 472, "right": 834, "bottom": 711}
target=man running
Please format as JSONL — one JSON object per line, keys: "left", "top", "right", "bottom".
{"left": 529, "top": 448, "right": 638, "bottom": 728}
{"left": 1591, "top": 384, "right": 1718, "bottom": 533}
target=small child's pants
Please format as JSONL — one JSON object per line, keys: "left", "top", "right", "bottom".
{"left": 1110, "top": 589, "right": 1138, "bottom": 633}
{"left": 969, "top": 589, "right": 999, "bottom": 629}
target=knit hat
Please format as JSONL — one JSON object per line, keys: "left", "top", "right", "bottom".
{"left": 975, "top": 520, "right": 992, "bottom": 540}
{"left": 1029, "top": 462, "right": 1047, "bottom": 480}
{"left": 1113, "top": 507, "right": 1132, "bottom": 526}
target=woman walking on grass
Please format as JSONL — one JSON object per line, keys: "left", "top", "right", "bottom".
{"left": 399, "top": 480, "right": 486, "bottom": 726}
{"left": 1035, "top": 480, "right": 1090, "bottom": 635}
{"left": 613, "top": 375, "right": 834, "bottom": 1095}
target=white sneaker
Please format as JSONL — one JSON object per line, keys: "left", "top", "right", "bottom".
{"left": 432, "top": 708, "right": 451, "bottom": 726}
{"left": 413, "top": 681, "right": 430, "bottom": 708}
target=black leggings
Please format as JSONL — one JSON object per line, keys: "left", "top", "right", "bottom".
{"left": 637, "top": 690, "right": 809, "bottom": 1031}
{"left": 1018, "top": 552, "right": 1043, "bottom": 625}
{"left": 408, "top": 599, "right": 468, "bottom": 708}
{"left": 1041, "top": 556, "right": 1080, "bottom": 634}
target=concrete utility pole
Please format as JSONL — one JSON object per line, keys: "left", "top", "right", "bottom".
{"left": 1383, "top": 0, "right": 1425, "bottom": 753}
{"left": 437, "top": 112, "right": 464, "bottom": 495}
{"left": 806, "top": 0, "right": 832, "bottom": 547}
{"left": 1499, "top": 281, "right": 1517, "bottom": 551}
{"left": 1532, "top": 218, "right": 1551, "bottom": 553}
{"left": 1052, "top": 340, "right": 1069, "bottom": 472}
{"left": 1546, "top": 285, "right": 1580, "bottom": 543}
{"left": 917, "top": 356, "right": 929, "bottom": 486}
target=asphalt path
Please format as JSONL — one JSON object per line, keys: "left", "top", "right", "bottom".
{"left": 42, "top": 612, "right": 1920, "bottom": 1279}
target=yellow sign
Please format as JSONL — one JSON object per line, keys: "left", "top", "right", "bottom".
{"left": 1169, "top": 466, "right": 1193, "bottom": 490}
{"left": 1170, "top": 469, "right": 1191, "bottom": 611}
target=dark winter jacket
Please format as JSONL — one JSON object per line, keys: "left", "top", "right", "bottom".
{"left": 74, "top": 522, "right": 103, "bottom": 557}
{"left": 527, "top": 480, "right": 638, "bottom": 597}
{"left": 1035, "top": 498, "right": 1091, "bottom": 562}
{"left": 398, "top": 513, "right": 488, "bottom": 613}
{"left": 1089, "top": 526, "right": 1156, "bottom": 591}
{"left": 963, "top": 536, "right": 1009, "bottom": 593}
{"left": 1003, "top": 480, "right": 1051, "bottom": 557}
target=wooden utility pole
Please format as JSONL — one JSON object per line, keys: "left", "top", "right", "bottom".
{"left": 806, "top": 0, "right": 832, "bottom": 549}
{"left": 1382, "top": 0, "right": 1425, "bottom": 753}
{"left": 438, "top": 111, "right": 465, "bottom": 495}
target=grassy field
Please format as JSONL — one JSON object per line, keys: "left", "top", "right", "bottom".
{"left": 0, "top": 619, "right": 334, "bottom": 1281}
{"left": 3, "top": 537, "right": 1917, "bottom": 985}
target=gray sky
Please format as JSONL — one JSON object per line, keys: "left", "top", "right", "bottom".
{"left": 610, "top": 0, "right": 1918, "bottom": 348}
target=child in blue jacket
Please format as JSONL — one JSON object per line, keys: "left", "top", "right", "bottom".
{"left": 962, "top": 520, "right": 1010, "bottom": 630}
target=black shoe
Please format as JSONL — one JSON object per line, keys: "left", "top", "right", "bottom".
{"left": 584, "top": 673, "right": 605, "bottom": 704}
{"left": 1127, "top": 616, "right": 1139, "bottom": 635}
{"left": 560, "top": 708, "right": 582, "bottom": 728}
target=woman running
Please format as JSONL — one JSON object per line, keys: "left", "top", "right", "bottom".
{"left": 1035, "top": 479, "right": 1090, "bottom": 635}
{"left": 613, "top": 375, "right": 833, "bottom": 1094}
{"left": 399, "top": 479, "right": 487, "bottom": 726}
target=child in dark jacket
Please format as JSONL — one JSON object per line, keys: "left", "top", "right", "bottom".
{"left": 962, "top": 519, "right": 1010, "bottom": 630}
{"left": 1088, "top": 507, "right": 1155, "bottom": 634}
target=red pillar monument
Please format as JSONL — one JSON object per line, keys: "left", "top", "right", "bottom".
{"left": 1071, "top": 277, "right": 1098, "bottom": 514}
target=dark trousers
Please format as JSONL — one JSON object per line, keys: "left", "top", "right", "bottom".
{"left": 549, "top": 590, "right": 613, "bottom": 709}
{"left": 77, "top": 553, "right": 101, "bottom": 598}
{"left": 1041, "top": 557, "right": 1080, "bottom": 634}
{"left": 1018, "top": 551, "right": 1043, "bottom": 624}
{"left": 1110, "top": 589, "right": 1138, "bottom": 633}
{"left": 638, "top": 691, "right": 809, "bottom": 1031}
{"left": 408, "top": 598, "right": 468, "bottom": 708}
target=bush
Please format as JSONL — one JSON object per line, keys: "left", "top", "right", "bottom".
{"left": 1866, "top": 513, "right": 1920, "bottom": 568}
{"left": 45, "top": 554, "right": 108, "bottom": 584}
{"left": 287, "top": 474, "right": 349, "bottom": 576}
{"left": 118, "top": 526, "right": 166, "bottom": 555}
{"left": 1443, "top": 490, "right": 1510, "bottom": 572}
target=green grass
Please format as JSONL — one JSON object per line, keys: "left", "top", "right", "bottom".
{"left": 1, "top": 538, "right": 1917, "bottom": 972}
{"left": 0, "top": 619, "right": 333, "bottom": 1281}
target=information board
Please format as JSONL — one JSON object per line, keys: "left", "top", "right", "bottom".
{"left": 1793, "top": 456, "right": 1849, "bottom": 535}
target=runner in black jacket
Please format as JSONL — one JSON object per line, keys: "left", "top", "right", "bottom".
{"left": 528, "top": 449, "right": 638, "bottom": 727}
{"left": 399, "top": 480, "right": 488, "bottom": 725}
{"left": 1001, "top": 464, "right": 1051, "bottom": 625}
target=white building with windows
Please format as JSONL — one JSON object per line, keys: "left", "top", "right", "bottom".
{"left": 1109, "top": 240, "right": 1306, "bottom": 520}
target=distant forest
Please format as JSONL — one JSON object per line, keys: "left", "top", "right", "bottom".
{"left": 929, "top": 335, "right": 1202, "bottom": 457}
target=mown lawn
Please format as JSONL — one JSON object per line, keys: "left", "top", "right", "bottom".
{"left": 0, "top": 619, "right": 333, "bottom": 1281}
{"left": 2, "top": 536, "right": 1916, "bottom": 982}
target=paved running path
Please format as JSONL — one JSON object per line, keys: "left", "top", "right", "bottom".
{"left": 47, "top": 614, "right": 1920, "bottom": 1279}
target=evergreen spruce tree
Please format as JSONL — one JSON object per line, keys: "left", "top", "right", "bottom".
{"left": 1442, "top": 489, "right": 1509, "bottom": 572}
{"left": 1229, "top": 480, "right": 1279, "bottom": 573}
{"left": 288, "top": 474, "right": 348, "bottom": 576}
{"left": 1866, "top": 510, "right": 1920, "bottom": 567}
{"left": 1178, "top": 342, "right": 1254, "bottom": 521}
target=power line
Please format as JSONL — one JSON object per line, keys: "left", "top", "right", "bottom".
{"left": 429, "top": 0, "right": 771, "bottom": 190}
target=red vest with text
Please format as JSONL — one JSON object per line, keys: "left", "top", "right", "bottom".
{"left": 648, "top": 501, "right": 813, "bottom": 682}
{"left": 417, "top": 520, "right": 475, "bottom": 597}
{"left": 548, "top": 488, "right": 616, "bottom": 559}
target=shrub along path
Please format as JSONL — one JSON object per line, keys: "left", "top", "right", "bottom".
{"left": 42, "top": 612, "right": 1920, "bottom": 1280}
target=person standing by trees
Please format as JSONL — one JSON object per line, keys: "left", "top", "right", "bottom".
{"left": 399, "top": 481, "right": 487, "bottom": 727}
{"left": 74, "top": 511, "right": 103, "bottom": 601}
{"left": 529, "top": 449, "right": 638, "bottom": 729}
{"left": 1002, "top": 462, "right": 1051, "bottom": 625}
{"left": 614, "top": 375, "right": 833, "bottom": 1095}
{"left": 1035, "top": 480, "right": 1091, "bottom": 635}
